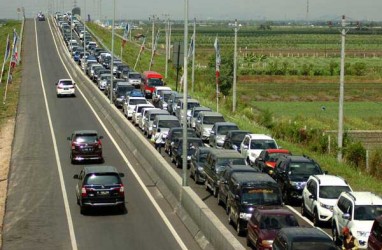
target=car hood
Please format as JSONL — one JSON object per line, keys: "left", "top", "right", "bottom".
{"left": 258, "top": 229, "right": 279, "bottom": 241}
{"left": 318, "top": 198, "right": 338, "bottom": 206}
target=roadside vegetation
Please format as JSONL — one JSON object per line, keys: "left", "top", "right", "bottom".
{"left": 87, "top": 21, "right": 382, "bottom": 194}
{"left": 0, "top": 20, "right": 22, "bottom": 129}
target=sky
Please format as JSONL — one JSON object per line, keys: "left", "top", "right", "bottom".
{"left": 0, "top": 0, "right": 381, "bottom": 21}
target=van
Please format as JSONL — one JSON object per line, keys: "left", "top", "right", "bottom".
{"left": 226, "top": 172, "right": 282, "bottom": 235}
{"left": 195, "top": 111, "right": 225, "bottom": 141}
{"left": 368, "top": 215, "right": 382, "bottom": 250}
{"left": 175, "top": 99, "right": 200, "bottom": 124}
{"left": 152, "top": 115, "right": 180, "bottom": 139}
{"left": 143, "top": 109, "right": 169, "bottom": 138}
{"left": 141, "top": 71, "right": 165, "bottom": 99}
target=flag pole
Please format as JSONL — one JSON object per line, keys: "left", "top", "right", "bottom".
{"left": 3, "top": 49, "right": 13, "bottom": 104}
{"left": 0, "top": 34, "right": 10, "bottom": 85}
{"left": 134, "top": 37, "right": 145, "bottom": 70}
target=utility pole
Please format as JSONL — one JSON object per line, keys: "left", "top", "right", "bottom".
{"left": 337, "top": 15, "right": 347, "bottom": 162}
{"left": 163, "top": 14, "right": 170, "bottom": 79}
{"left": 149, "top": 15, "right": 158, "bottom": 71}
{"left": 182, "top": 0, "right": 189, "bottom": 187}
{"left": 191, "top": 18, "right": 196, "bottom": 93}
{"left": 83, "top": 0, "right": 86, "bottom": 56}
{"left": 233, "top": 19, "right": 239, "bottom": 112}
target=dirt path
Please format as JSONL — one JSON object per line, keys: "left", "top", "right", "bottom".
{"left": 0, "top": 118, "right": 16, "bottom": 248}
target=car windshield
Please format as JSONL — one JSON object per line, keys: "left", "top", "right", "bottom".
{"left": 289, "top": 163, "right": 322, "bottom": 175}
{"left": 199, "top": 152, "right": 209, "bottom": 163}
{"left": 260, "top": 214, "right": 299, "bottom": 230}
{"left": 158, "top": 120, "right": 180, "bottom": 128}
{"left": 193, "top": 109, "right": 209, "bottom": 117}
{"left": 217, "top": 125, "right": 239, "bottom": 135}
{"left": 137, "top": 105, "right": 151, "bottom": 112}
{"left": 163, "top": 93, "right": 171, "bottom": 102}
{"left": 129, "top": 99, "right": 147, "bottom": 105}
{"left": 85, "top": 173, "right": 121, "bottom": 185}
{"left": 129, "top": 73, "right": 141, "bottom": 79}
{"left": 292, "top": 242, "right": 337, "bottom": 250}
{"left": 187, "top": 102, "right": 200, "bottom": 109}
{"left": 101, "top": 75, "right": 112, "bottom": 81}
{"left": 267, "top": 152, "right": 291, "bottom": 162}
{"left": 148, "top": 78, "right": 164, "bottom": 87}
{"left": 178, "top": 141, "right": 203, "bottom": 153}
{"left": 117, "top": 86, "right": 134, "bottom": 94}
{"left": 60, "top": 80, "right": 73, "bottom": 86}
{"left": 74, "top": 134, "right": 98, "bottom": 143}
{"left": 242, "top": 187, "right": 282, "bottom": 205}
{"left": 319, "top": 186, "right": 351, "bottom": 199}
{"left": 231, "top": 133, "right": 248, "bottom": 143}
{"left": 172, "top": 130, "right": 196, "bottom": 140}
{"left": 203, "top": 116, "right": 225, "bottom": 125}
{"left": 217, "top": 158, "right": 246, "bottom": 166}
{"left": 354, "top": 205, "right": 382, "bottom": 220}
{"left": 250, "top": 139, "right": 277, "bottom": 150}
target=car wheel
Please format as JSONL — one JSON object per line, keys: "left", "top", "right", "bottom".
{"left": 313, "top": 209, "right": 320, "bottom": 227}
{"left": 217, "top": 192, "right": 223, "bottom": 206}
{"left": 301, "top": 201, "right": 307, "bottom": 216}
{"left": 236, "top": 220, "right": 243, "bottom": 236}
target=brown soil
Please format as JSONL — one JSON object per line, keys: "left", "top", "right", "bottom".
{"left": 0, "top": 118, "right": 15, "bottom": 248}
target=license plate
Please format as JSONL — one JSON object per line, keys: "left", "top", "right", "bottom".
{"left": 64, "top": 88, "right": 69, "bottom": 90}
{"left": 98, "top": 191, "right": 109, "bottom": 195}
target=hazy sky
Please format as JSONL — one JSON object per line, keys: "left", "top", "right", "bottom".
{"left": 1, "top": 0, "right": 381, "bottom": 21}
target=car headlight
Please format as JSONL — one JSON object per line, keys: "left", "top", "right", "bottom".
{"left": 232, "top": 145, "right": 238, "bottom": 150}
{"left": 356, "top": 231, "right": 369, "bottom": 238}
{"left": 145, "top": 90, "right": 151, "bottom": 93}
{"left": 197, "top": 166, "right": 204, "bottom": 172}
{"left": 216, "top": 135, "right": 225, "bottom": 141}
{"left": 319, "top": 202, "right": 333, "bottom": 210}
{"left": 289, "top": 181, "right": 305, "bottom": 189}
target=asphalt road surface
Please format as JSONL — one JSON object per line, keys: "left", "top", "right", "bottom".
{"left": 2, "top": 19, "right": 199, "bottom": 250}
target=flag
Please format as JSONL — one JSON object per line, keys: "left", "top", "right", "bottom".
{"left": 187, "top": 34, "right": 194, "bottom": 59}
{"left": 214, "top": 36, "right": 221, "bottom": 78}
{"left": 10, "top": 29, "right": 18, "bottom": 68}
{"left": 153, "top": 31, "right": 160, "bottom": 55}
{"left": 122, "top": 23, "right": 131, "bottom": 48}
{"left": 4, "top": 34, "right": 10, "bottom": 60}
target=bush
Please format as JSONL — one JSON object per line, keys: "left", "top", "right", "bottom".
{"left": 344, "top": 141, "right": 366, "bottom": 170}
{"left": 353, "top": 62, "right": 367, "bottom": 76}
{"left": 257, "top": 109, "right": 274, "bottom": 129}
{"left": 369, "top": 149, "right": 382, "bottom": 178}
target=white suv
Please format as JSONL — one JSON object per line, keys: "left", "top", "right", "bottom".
{"left": 331, "top": 191, "right": 382, "bottom": 249}
{"left": 301, "top": 175, "right": 352, "bottom": 226}
{"left": 240, "top": 134, "right": 278, "bottom": 165}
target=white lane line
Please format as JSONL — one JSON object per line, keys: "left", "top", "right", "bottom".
{"left": 47, "top": 18, "right": 188, "bottom": 250}
{"left": 34, "top": 20, "right": 78, "bottom": 250}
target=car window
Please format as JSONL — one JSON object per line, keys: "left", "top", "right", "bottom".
{"left": 242, "top": 187, "right": 282, "bottom": 206}
{"left": 74, "top": 134, "right": 98, "bottom": 143}
{"left": 250, "top": 139, "right": 277, "bottom": 150}
{"left": 158, "top": 120, "right": 180, "bottom": 128}
{"left": 217, "top": 125, "right": 239, "bottom": 135}
{"left": 129, "top": 99, "right": 147, "bottom": 105}
{"left": 84, "top": 173, "right": 121, "bottom": 185}
{"left": 187, "top": 102, "right": 200, "bottom": 109}
{"left": 260, "top": 214, "right": 299, "bottom": 229}
{"left": 203, "top": 116, "right": 225, "bottom": 125}
{"left": 288, "top": 163, "right": 322, "bottom": 175}
{"left": 354, "top": 205, "right": 382, "bottom": 220}
{"left": 147, "top": 78, "right": 163, "bottom": 87}
{"left": 319, "top": 186, "right": 351, "bottom": 199}
{"left": 217, "top": 158, "right": 246, "bottom": 166}
{"left": 60, "top": 80, "right": 73, "bottom": 86}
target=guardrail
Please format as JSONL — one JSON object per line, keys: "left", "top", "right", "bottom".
{"left": 50, "top": 16, "right": 244, "bottom": 250}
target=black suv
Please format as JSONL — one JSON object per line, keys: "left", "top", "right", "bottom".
{"left": 273, "top": 227, "right": 338, "bottom": 249}
{"left": 68, "top": 130, "right": 104, "bottom": 164}
{"left": 73, "top": 166, "right": 125, "bottom": 214}
{"left": 272, "top": 155, "right": 325, "bottom": 204}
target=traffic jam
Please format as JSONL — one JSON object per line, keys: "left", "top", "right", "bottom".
{"left": 52, "top": 11, "right": 382, "bottom": 250}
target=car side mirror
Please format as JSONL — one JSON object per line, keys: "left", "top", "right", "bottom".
{"left": 73, "top": 174, "right": 79, "bottom": 179}
{"left": 242, "top": 145, "right": 248, "bottom": 150}
{"left": 153, "top": 124, "right": 157, "bottom": 128}
{"left": 210, "top": 131, "right": 215, "bottom": 135}
{"left": 309, "top": 194, "right": 316, "bottom": 200}
{"left": 119, "top": 173, "right": 125, "bottom": 177}
{"left": 342, "top": 213, "right": 351, "bottom": 220}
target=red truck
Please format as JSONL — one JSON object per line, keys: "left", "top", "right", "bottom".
{"left": 140, "top": 71, "right": 165, "bottom": 99}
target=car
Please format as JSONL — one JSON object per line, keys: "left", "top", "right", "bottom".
{"left": 97, "top": 73, "right": 112, "bottom": 91}
{"left": 139, "top": 107, "right": 158, "bottom": 131}
{"left": 254, "top": 149, "right": 292, "bottom": 175}
{"left": 217, "top": 164, "right": 260, "bottom": 209}
{"left": 151, "top": 115, "right": 180, "bottom": 140}
{"left": 67, "top": 130, "right": 104, "bottom": 164}
{"left": 126, "top": 71, "right": 142, "bottom": 87}
{"left": 143, "top": 109, "right": 170, "bottom": 138}
{"left": 164, "top": 127, "right": 197, "bottom": 156}
{"left": 332, "top": 191, "right": 382, "bottom": 248}
{"left": 155, "top": 90, "right": 172, "bottom": 109}
{"left": 174, "top": 98, "right": 200, "bottom": 124}
{"left": 222, "top": 130, "right": 250, "bottom": 152}
{"left": 113, "top": 83, "right": 135, "bottom": 108}
{"left": 56, "top": 79, "right": 75, "bottom": 97}
{"left": 167, "top": 92, "right": 182, "bottom": 115}
{"left": 171, "top": 137, "right": 204, "bottom": 168}
{"left": 301, "top": 174, "right": 352, "bottom": 226}
{"left": 73, "top": 166, "right": 125, "bottom": 214}
{"left": 240, "top": 134, "right": 279, "bottom": 165}
{"left": 246, "top": 206, "right": 300, "bottom": 249}
{"left": 152, "top": 86, "right": 172, "bottom": 104}
{"left": 188, "top": 106, "right": 211, "bottom": 129}
{"left": 115, "top": 64, "right": 129, "bottom": 78}
{"left": 140, "top": 71, "right": 165, "bottom": 99}
{"left": 195, "top": 111, "right": 225, "bottom": 141}
{"left": 132, "top": 103, "right": 154, "bottom": 125}
{"left": 226, "top": 172, "right": 283, "bottom": 235}
{"left": 209, "top": 122, "right": 239, "bottom": 148}
{"left": 368, "top": 215, "right": 382, "bottom": 250}
{"left": 273, "top": 155, "right": 325, "bottom": 204}
{"left": 189, "top": 147, "right": 215, "bottom": 184}
{"left": 204, "top": 149, "right": 246, "bottom": 197}
{"left": 122, "top": 96, "right": 149, "bottom": 119}
{"left": 273, "top": 227, "right": 338, "bottom": 250}
{"left": 37, "top": 12, "right": 46, "bottom": 21}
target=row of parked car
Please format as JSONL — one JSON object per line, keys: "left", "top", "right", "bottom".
{"left": 54, "top": 14, "right": 382, "bottom": 249}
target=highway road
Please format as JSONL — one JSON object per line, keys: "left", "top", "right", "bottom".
{"left": 2, "top": 19, "right": 199, "bottom": 250}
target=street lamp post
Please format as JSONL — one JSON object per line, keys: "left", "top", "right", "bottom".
{"left": 182, "top": 0, "right": 189, "bottom": 186}
{"left": 110, "top": 0, "right": 115, "bottom": 104}
{"left": 233, "top": 19, "right": 239, "bottom": 112}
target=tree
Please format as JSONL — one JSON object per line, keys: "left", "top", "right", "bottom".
{"left": 207, "top": 48, "right": 234, "bottom": 96}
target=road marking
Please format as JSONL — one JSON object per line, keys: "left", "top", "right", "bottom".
{"left": 46, "top": 18, "right": 188, "bottom": 250}
{"left": 34, "top": 20, "right": 78, "bottom": 250}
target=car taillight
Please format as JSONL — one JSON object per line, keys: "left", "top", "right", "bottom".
{"left": 118, "top": 184, "right": 124, "bottom": 196}
{"left": 81, "top": 187, "right": 87, "bottom": 197}
{"left": 97, "top": 140, "right": 102, "bottom": 149}
{"left": 71, "top": 142, "right": 76, "bottom": 150}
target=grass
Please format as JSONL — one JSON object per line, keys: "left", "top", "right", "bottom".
{"left": 87, "top": 22, "right": 382, "bottom": 196}
{"left": 0, "top": 20, "right": 22, "bottom": 130}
